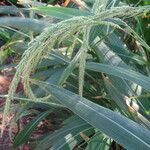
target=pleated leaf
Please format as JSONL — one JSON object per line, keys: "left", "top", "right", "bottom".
{"left": 86, "top": 132, "right": 110, "bottom": 150}
{"left": 13, "top": 110, "right": 51, "bottom": 147}
{"left": 36, "top": 116, "right": 92, "bottom": 150}
{"left": 42, "top": 83, "right": 150, "bottom": 150}
{"left": 32, "top": 6, "right": 90, "bottom": 20}
{"left": 0, "top": 17, "right": 48, "bottom": 33}
{"left": 86, "top": 62, "right": 150, "bottom": 90}
{"left": 50, "top": 127, "right": 94, "bottom": 150}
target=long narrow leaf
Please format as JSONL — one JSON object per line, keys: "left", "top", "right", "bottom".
{"left": 86, "top": 62, "right": 150, "bottom": 90}
{"left": 13, "top": 110, "right": 51, "bottom": 147}
{"left": 0, "top": 17, "right": 48, "bottom": 33}
{"left": 32, "top": 6, "right": 90, "bottom": 20}
{"left": 36, "top": 116, "right": 92, "bottom": 150}
{"left": 39, "top": 83, "right": 150, "bottom": 150}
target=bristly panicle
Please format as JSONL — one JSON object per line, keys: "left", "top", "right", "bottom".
{"left": 1, "top": 5, "right": 150, "bottom": 135}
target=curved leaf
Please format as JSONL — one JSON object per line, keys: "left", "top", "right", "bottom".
{"left": 13, "top": 110, "right": 51, "bottom": 147}
{"left": 86, "top": 132, "right": 110, "bottom": 150}
{"left": 0, "top": 6, "right": 28, "bottom": 15}
{"left": 32, "top": 6, "right": 91, "bottom": 20}
{"left": 0, "top": 17, "right": 48, "bottom": 33}
{"left": 36, "top": 116, "right": 92, "bottom": 150}
{"left": 41, "top": 83, "right": 150, "bottom": 150}
{"left": 86, "top": 62, "right": 150, "bottom": 90}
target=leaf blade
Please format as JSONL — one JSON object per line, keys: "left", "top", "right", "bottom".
{"left": 86, "top": 62, "right": 150, "bottom": 90}
{"left": 13, "top": 110, "right": 51, "bottom": 147}
{"left": 42, "top": 83, "right": 150, "bottom": 150}
{"left": 32, "top": 6, "right": 91, "bottom": 20}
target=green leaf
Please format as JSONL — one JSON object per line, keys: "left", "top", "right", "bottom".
{"left": 58, "top": 46, "right": 83, "bottom": 85}
{"left": 103, "top": 77, "right": 127, "bottom": 110}
{"left": 13, "top": 110, "right": 51, "bottom": 147}
{"left": 50, "top": 127, "right": 94, "bottom": 150}
{"left": 32, "top": 6, "right": 91, "bottom": 20}
{"left": 86, "top": 132, "right": 110, "bottom": 150}
{"left": 40, "top": 83, "right": 150, "bottom": 150}
{"left": 0, "top": 6, "right": 28, "bottom": 15}
{"left": 9, "top": 0, "right": 17, "bottom": 3}
{"left": 36, "top": 116, "right": 92, "bottom": 150}
{"left": 86, "top": 62, "right": 150, "bottom": 90}
{"left": 0, "top": 28, "right": 10, "bottom": 41}
{"left": 0, "top": 17, "right": 48, "bottom": 33}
